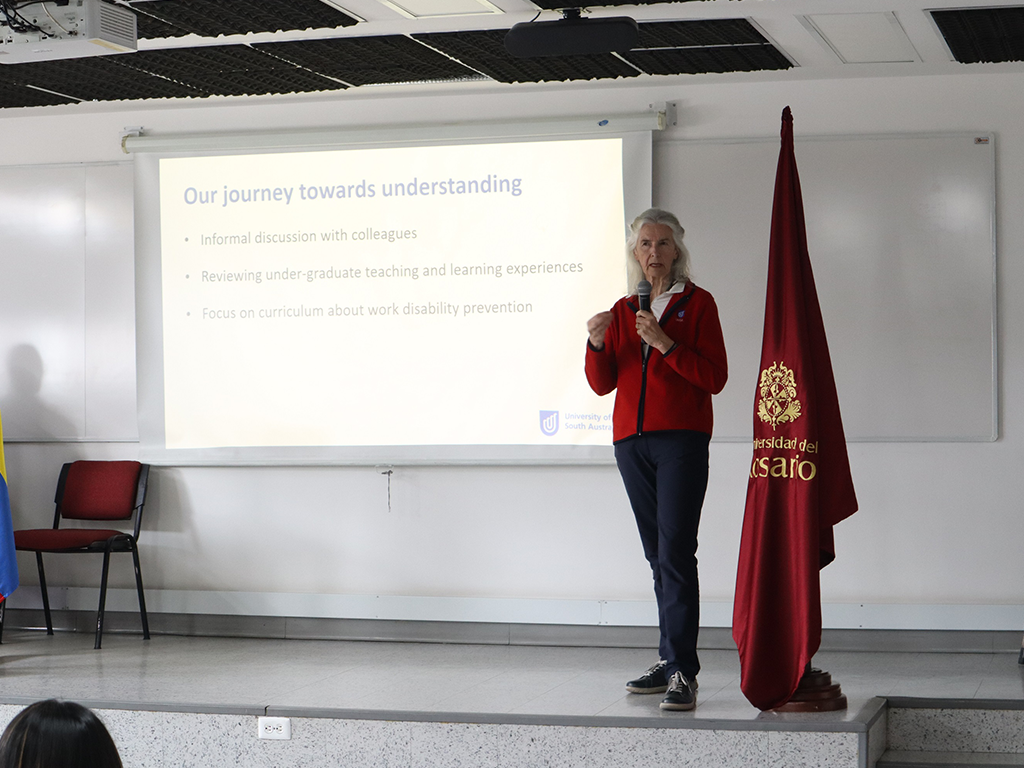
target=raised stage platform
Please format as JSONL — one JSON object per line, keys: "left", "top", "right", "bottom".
{"left": 0, "top": 624, "right": 1022, "bottom": 767}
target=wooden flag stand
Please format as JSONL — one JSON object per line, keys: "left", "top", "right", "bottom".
{"left": 772, "top": 664, "right": 848, "bottom": 712}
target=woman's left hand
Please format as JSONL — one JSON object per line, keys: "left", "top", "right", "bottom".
{"left": 635, "top": 310, "right": 675, "bottom": 355}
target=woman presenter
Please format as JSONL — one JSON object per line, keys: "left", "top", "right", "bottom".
{"left": 585, "top": 208, "right": 728, "bottom": 711}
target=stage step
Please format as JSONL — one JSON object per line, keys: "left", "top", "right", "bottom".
{"left": 878, "top": 752, "right": 1024, "bottom": 766}
{"left": 879, "top": 698, "right": 1024, "bottom": 768}
{"left": 0, "top": 698, "right": 888, "bottom": 768}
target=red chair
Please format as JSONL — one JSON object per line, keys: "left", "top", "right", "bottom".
{"left": 12, "top": 461, "right": 151, "bottom": 649}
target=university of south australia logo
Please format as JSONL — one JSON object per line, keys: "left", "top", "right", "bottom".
{"left": 757, "top": 362, "right": 802, "bottom": 430}
{"left": 539, "top": 411, "right": 559, "bottom": 436}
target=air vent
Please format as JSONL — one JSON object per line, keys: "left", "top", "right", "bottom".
{"left": 99, "top": 1, "right": 139, "bottom": 41}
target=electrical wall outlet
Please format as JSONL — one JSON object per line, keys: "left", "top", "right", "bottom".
{"left": 257, "top": 717, "right": 291, "bottom": 740}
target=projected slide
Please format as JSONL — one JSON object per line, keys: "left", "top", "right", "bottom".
{"left": 157, "top": 138, "right": 628, "bottom": 450}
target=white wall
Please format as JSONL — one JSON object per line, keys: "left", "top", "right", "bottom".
{"left": 2, "top": 71, "right": 1022, "bottom": 631}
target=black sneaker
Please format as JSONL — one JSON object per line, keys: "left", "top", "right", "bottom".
{"left": 659, "top": 671, "right": 697, "bottom": 711}
{"left": 626, "top": 660, "right": 669, "bottom": 694}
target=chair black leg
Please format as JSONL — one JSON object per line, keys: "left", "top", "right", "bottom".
{"left": 0, "top": 598, "right": 5, "bottom": 644}
{"left": 95, "top": 550, "right": 112, "bottom": 649}
{"left": 130, "top": 543, "right": 150, "bottom": 640}
{"left": 36, "top": 552, "right": 53, "bottom": 635}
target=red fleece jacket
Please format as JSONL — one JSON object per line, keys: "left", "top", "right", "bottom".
{"left": 585, "top": 283, "right": 728, "bottom": 442}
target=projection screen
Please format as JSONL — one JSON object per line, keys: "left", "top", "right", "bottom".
{"left": 133, "top": 127, "right": 653, "bottom": 465}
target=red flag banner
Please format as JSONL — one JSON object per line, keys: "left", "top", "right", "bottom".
{"left": 732, "top": 107, "right": 858, "bottom": 711}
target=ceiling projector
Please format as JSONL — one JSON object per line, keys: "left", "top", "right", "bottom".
{"left": 0, "top": 0, "right": 137, "bottom": 64}
{"left": 505, "top": 8, "right": 638, "bottom": 58}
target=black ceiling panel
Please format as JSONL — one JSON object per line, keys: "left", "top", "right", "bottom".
{"left": 177, "top": 68, "right": 343, "bottom": 96}
{"left": 119, "top": 45, "right": 346, "bottom": 96}
{"left": 127, "top": 0, "right": 358, "bottom": 39}
{"left": 131, "top": 10, "right": 191, "bottom": 40}
{"left": 637, "top": 19, "right": 769, "bottom": 49}
{"left": 1, "top": 56, "right": 204, "bottom": 102}
{"left": 931, "top": 7, "right": 1024, "bottom": 64}
{"left": 413, "top": 29, "right": 639, "bottom": 83}
{"left": 622, "top": 44, "right": 791, "bottom": 75}
{"left": 0, "top": 81, "right": 77, "bottom": 109}
{"left": 0, "top": 3, "right": 794, "bottom": 108}
{"left": 254, "top": 36, "right": 480, "bottom": 86}
{"left": 122, "top": 44, "right": 297, "bottom": 80}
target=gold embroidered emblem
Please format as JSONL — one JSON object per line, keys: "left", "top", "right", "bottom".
{"left": 757, "top": 362, "right": 802, "bottom": 430}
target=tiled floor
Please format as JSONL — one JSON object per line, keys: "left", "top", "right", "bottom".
{"left": 1, "top": 629, "right": 1022, "bottom": 723}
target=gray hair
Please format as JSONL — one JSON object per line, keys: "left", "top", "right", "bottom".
{"left": 624, "top": 208, "right": 691, "bottom": 294}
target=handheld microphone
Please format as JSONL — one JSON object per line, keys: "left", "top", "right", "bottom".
{"left": 637, "top": 280, "right": 652, "bottom": 313}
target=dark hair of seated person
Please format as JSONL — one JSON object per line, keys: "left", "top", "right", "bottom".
{"left": 0, "top": 700, "right": 123, "bottom": 768}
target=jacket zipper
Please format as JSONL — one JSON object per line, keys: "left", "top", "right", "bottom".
{"left": 637, "top": 349, "right": 649, "bottom": 435}
{"left": 635, "top": 289, "right": 694, "bottom": 437}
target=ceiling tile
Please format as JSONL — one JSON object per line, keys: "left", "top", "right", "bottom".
{"left": 637, "top": 19, "right": 771, "bottom": 49}
{"left": 931, "top": 7, "right": 1024, "bottom": 64}
{"left": 622, "top": 44, "right": 791, "bottom": 75}
{"left": 2, "top": 56, "right": 204, "bottom": 102}
{"left": 378, "top": 0, "right": 502, "bottom": 19}
{"left": 414, "top": 29, "right": 640, "bottom": 83}
{"left": 255, "top": 36, "right": 480, "bottom": 86}
{"left": 128, "top": 0, "right": 358, "bottom": 39}
{"left": 805, "top": 12, "right": 917, "bottom": 64}
{"left": 120, "top": 45, "right": 347, "bottom": 96}
{"left": 0, "top": 81, "right": 78, "bottom": 108}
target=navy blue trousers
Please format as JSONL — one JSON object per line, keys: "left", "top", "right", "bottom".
{"left": 614, "top": 430, "right": 710, "bottom": 679}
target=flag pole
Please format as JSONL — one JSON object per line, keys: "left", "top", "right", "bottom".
{"left": 732, "top": 107, "right": 858, "bottom": 712}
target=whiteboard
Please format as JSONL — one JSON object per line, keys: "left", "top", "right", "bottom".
{"left": 654, "top": 134, "right": 996, "bottom": 442}
{"left": 0, "top": 162, "right": 137, "bottom": 442}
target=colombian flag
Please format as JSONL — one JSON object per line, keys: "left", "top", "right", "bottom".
{"left": 0, "top": 410, "right": 19, "bottom": 601}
